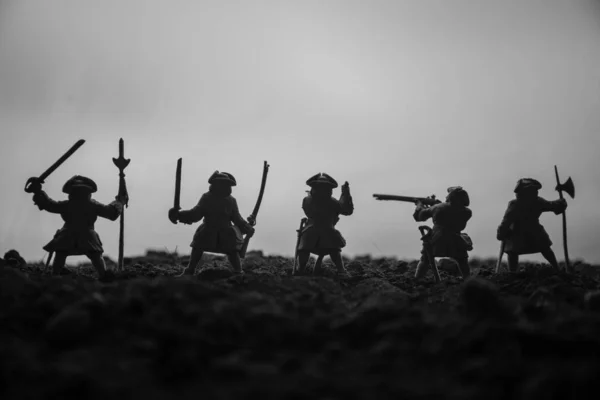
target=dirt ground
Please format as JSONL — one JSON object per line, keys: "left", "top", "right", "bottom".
{"left": 2, "top": 250, "right": 600, "bottom": 399}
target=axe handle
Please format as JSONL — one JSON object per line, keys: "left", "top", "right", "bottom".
{"left": 561, "top": 212, "right": 570, "bottom": 271}
{"left": 554, "top": 165, "right": 571, "bottom": 271}
{"left": 117, "top": 210, "right": 125, "bottom": 271}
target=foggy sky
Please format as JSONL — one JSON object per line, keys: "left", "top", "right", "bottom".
{"left": 1, "top": 0, "right": 600, "bottom": 264}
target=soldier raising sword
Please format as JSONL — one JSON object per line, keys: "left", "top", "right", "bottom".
{"left": 168, "top": 161, "right": 255, "bottom": 275}
{"left": 26, "top": 139, "right": 128, "bottom": 282}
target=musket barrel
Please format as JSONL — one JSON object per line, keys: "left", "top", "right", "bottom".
{"left": 373, "top": 194, "right": 418, "bottom": 202}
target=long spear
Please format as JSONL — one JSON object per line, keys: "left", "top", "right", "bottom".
{"left": 113, "top": 138, "right": 130, "bottom": 271}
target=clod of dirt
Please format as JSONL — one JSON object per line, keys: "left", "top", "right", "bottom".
{"left": 438, "top": 258, "right": 459, "bottom": 274}
{"left": 584, "top": 291, "right": 600, "bottom": 312}
{"left": 351, "top": 278, "right": 411, "bottom": 310}
{"left": 461, "top": 277, "right": 513, "bottom": 320}
{"left": 3, "top": 249, "right": 26, "bottom": 268}
{"left": 198, "top": 267, "right": 235, "bottom": 281}
{"left": 45, "top": 305, "right": 93, "bottom": 347}
{"left": 0, "top": 267, "right": 31, "bottom": 299}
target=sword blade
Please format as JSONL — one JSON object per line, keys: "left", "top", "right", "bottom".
{"left": 249, "top": 161, "right": 270, "bottom": 222}
{"left": 39, "top": 139, "right": 86, "bottom": 182}
{"left": 174, "top": 158, "right": 182, "bottom": 209}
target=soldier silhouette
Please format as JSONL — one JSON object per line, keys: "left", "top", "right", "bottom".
{"left": 30, "top": 175, "right": 127, "bottom": 281}
{"left": 497, "top": 178, "right": 567, "bottom": 272}
{"left": 413, "top": 186, "right": 473, "bottom": 280}
{"left": 294, "top": 173, "right": 354, "bottom": 276}
{"left": 168, "top": 171, "right": 255, "bottom": 275}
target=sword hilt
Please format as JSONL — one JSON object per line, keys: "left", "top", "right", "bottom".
{"left": 24, "top": 177, "right": 43, "bottom": 193}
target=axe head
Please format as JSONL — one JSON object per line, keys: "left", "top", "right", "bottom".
{"left": 113, "top": 157, "right": 131, "bottom": 170}
{"left": 557, "top": 177, "right": 575, "bottom": 199}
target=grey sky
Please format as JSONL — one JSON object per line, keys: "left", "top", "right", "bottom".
{"left": 1, "top": 0, "right": 600, "bottom": 263}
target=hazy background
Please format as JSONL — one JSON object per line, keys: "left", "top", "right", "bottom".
{"left": 1, "top": 0, "right": 599, "bottom": 264}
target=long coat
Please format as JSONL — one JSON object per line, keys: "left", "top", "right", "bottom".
{"left": 413, "top": 202, "right": 473, "bottom": 261}
{"left": 33, "top": 190, "right": 123, "bottom": 255}
{"left": 497, "top": 197, "right": 566, "bottom": 254}
{"left": 298, "top": 191, "right": 354, "bottom": 254}
{"left": 178, "top": 192, "right": 253, "bottom": 254}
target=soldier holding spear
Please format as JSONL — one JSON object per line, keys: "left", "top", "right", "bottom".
{"left": 25, "top": 139, "right": 128, "bottom": 282}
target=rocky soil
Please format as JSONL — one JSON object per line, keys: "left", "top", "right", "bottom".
{"left": 2, "top": 249, "right": 600, "bottom": 399}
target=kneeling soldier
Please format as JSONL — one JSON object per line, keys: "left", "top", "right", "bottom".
{"left": 30, "top": 175, "right": 126, "bottom": 282}
{"left": 413, "top": 186, "right": 473, "bottom": 280}
{"left": 294, "top": 173, "right": 354, "bottom": 276}
{"left": 496, "top": 178, "right": 567, "bottom": 272}
{"left": 169, "top": 171, "right": 255, "bottom": 275}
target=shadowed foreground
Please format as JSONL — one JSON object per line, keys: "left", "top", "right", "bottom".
{"left": 2, "top": 251, "right": 600, "bottom": 399}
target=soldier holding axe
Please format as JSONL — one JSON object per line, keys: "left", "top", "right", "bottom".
{"left": 496, "top": 175, "right": 572, "bottom": 273}
{"left": 25, "top": 139, "right": 128, "bottom": 282}
{"left": 168, "top": 163, "right": 255, "bottom": 275}
{"left": 293, "top": 173, "right": 354, "bottom": 277}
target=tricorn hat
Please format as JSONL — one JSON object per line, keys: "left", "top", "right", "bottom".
{"left": 514, "top": 178, "right": 542, "bottom": 193}
{"left": 306, "top": 173, "right": 338, "bottom": 188}
{"left": 62, "top": 175, "right": 97, "bottom": 194}
{"left": 446, "top": 186, "right": 470, "bottom": 206}
{"left": 208, "top": 171, "right": 237, "bottom": 186}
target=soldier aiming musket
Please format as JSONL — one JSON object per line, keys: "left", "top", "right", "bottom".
{"left": 374, "top": 187, "right": 473, "bottom": 281}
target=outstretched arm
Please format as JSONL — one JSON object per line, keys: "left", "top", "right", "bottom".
{"left": 539, "top": 197, "right": 567, "bottom": 215}
{"left": 230, "top": 198, "right": 254, "bottom": 235}
{"left": 94, "top": 199, "right": 124, "bottom": 221}
{"left": 33, "top": 190, "right": 66, "bottom": 214}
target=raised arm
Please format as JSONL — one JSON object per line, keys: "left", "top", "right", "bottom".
{"left": 338, "top": 182, "right": 354, "bottom": 216}
{"left": 93, "top": 199, "right": 124, "bottom": 221}
{"left": 32, "top": 190, "right": 67, "bottom": 214}
{"left": 230, "top": 197, "right": 254, "bottom": 235}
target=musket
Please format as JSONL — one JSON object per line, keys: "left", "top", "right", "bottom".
{"left": 373, "top": 194, "right": 441, "bottom": 206}
{"left": 292, "top": 217, "right": 307, "bottom": 274}
{"left": 112, "top": 138, "right": 130, "bottom": 271}
{"left": 554, "top": 165, "right": 575, "bottom": 273}
{"left": 239, "top": 161, "right": 270, "bottom": 258}
{"left": 24, "top": 139, "right": 86, "bottom": 193}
